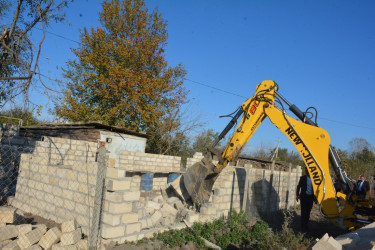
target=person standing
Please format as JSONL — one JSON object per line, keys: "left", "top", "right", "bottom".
{"left": 356, "top": 175, "right": 370, "bottom": 200}
{"left": 296, "top": 171, "right": 315, "bottom": 231}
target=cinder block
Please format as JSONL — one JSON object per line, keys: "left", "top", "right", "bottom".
{"left": 106, "top": 179, "right": 130, "bottom": 191}
{"left": 61, "top": 220, "right": 78, "bottom": 233}
{"left": 0, "top": 207, "right": 16, "bottom": 223}
{"left": 186, "top": 212, "right": 200, "bottom": 224}
{"left": 123, "top": 191, "right": 140, "bottom": 201}
{"left": 60, "top": 228, "right": 82, "bottom": 246}
{"left": 160, "top": 203, "right": 178, "bottom": 218}
{"left": 124, "top": 222, "right": 141, "bottom": 234}
{"left": 140, "top": 218, "right": 152, "bottom": 229}
{"left": 104, "top": 201, "right": 132, "bottom": 214}
{"left": 101, "top": 225, "right": 125, "bottom": 239}
{"left": 104, "top": 192, "right": 124, "bottom": 202}
{"left": 102, "top": 213, "right": 121, "bottom": 226}
{"left": 121, "top": 213, "right": 139, "bottom": 224}
{"left": 33, "top": 224, "right": 47, "bottom": 234}
{"left": 17, "top": 224, "right": 32, "bottom": 236}
{"left": 0, "top": 225, "right": 19, "bottom": 241}
{"left": 106, "top": 168, "right": 126, "bottom": 179}
{"left": 150, "top": 211, "right": 162, "bottom": 226}
{"left": 146, "top": 201, "right": 161, "bottom": 210}
{"left": 75, "top": 239, "right": 88, "bottom": 250}
{"left": 24, "top": 245, "right": 42, "bottom": 250}
{"left": 0, "top": 240, "right": 12, "bottom": 249}
{"left": 2, "top": 240, "right": 21, "bottom": 250}
{"left": 52, "top": 243, "right": 78, "bottom": 250}
{"left": 39, "top": 227, "right": 62, "bottom": 250}
{"left": 17, "top": 228, "right": 45, "bottom": 249}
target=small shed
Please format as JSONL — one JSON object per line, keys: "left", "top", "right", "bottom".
{"left": 20, "top": 122, "right": 148, "bottom": 167}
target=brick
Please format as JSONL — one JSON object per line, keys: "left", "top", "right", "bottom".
{"left": 0, "top": 207, "right": 16, "bottom": 223}
{"left": 60, "top": 228, "right": 82, "bottom": 246}
{"left": 61, "top": 220, "right": 78, "bottom": 233}
{"left": 140, "top": 217, "right": 152, "bottom": 229}
{"left": 104, "top": 192, "right": 124, "bottom": 202}
{"left": 17, "top": 228, "right": 45, "bottom": 249}
{"left": 121, "top": 213, "right": 139, "bottom": 224}
{"left": 75, "top": 239, "right": 88, "bottom": 250}
{"left": 102, "top": 213, "right": 121, "bottom": 226}
{"left": 17, "top": 224, "right": 32, "bottom": 236}
{"left": 106, "top": 179, "right": 131, "bottom": 191}
{"left": 160, "top": 203, "right": 178, "bottom": 217}
{"left": 150, "top": 211, "right": 162, "bottom": 226}
{"left": 104, "top": 201, "right": 132, "bottom": 214}
{"left": 146, "top": 201, "right": 161, "bottom": 210}
{"left": 2, "top": 240, "right": 21, "bottom": 250}
{"left": 106, "top": 168, "right": 126, "bottom": 179}
{"left": 101, "top": 225, "right": 125, "bottom": 239}
{"left": 39, "top": 227, "right": 62, "bottom": 250}
{"left": 24, "top": 245, "right": 42, "bottom": 250}
{"left": 52, "top": 243, "right": 78, "bottom": 250}
{"left": 0, "top": 225, "right": 19, "bottom": 241}
{"left": 124, "top": 222, "right": 141, "bottom": 234}
{"left": 123, "top": 191, "right": 140, "bottom": 201}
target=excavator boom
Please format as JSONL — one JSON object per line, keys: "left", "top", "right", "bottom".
{"left": 170, "top": 80, "right": 375, "bottom": 229}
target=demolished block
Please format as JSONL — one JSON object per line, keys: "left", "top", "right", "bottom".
{"left": 17, "top": 224, "right": 32, "bottom": 236}
{"left": 312, "top": 233, "right": 342, "bottom": 250}
{"left": 17, "top": 228, "right": 45, "bottom": 249}
{"left": 25, "top": 245, "right": 42, "bottom": 250}
{"left": 75, "top": 239, "right": 88, "bottom": 250}
{"left": 151, "top": 211, "right": 162, "bottom": 226}
{"left": 0, "top": 225, "right": 19, "bottom": 241}
{"left": 2, "top": 240, "right": 21, "bottom": 250}
{"left": 60, "top": 228, "right": 82, "bottom": 246}
{"left": 52, "top": 243, "right": 78, "bottom": 250}
{"left": 160, "top": 203, "right": 178, "bottom": 218}
{"left": 39, "top": 227, "right": 62, "bottom": 250}
{"left": 146, "top": 201, "right": 162, "bottom": 210}
{"left": 0, "top": 207, "right": 16, "bottom": 224}
{"left": 61, "top": 220, "right": 78, "bottom": 233}
{"left": 32, "top": 224, "right": 47, "bottom": 234}
{"left": 140, "top": 217, "right": 152, "bottom": 230}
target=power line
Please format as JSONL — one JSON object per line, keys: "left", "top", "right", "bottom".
{"left": 184, "top": 78, "right": 248, "bottom": 99}
{"left": 4, "top": 19, "right": 374, "bottom": 132}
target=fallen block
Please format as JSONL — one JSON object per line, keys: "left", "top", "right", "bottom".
{"left": 151, "top": 211, "right": 162, "bottom": 227}
{"left": 17, "top": 224, "right": 33, "bottom": 236}
{"left": 52, "top": 243, "right": 78, "bottom": 250}
{"left": 0, "top": 207, "right": 16, "bottom": 224}
{"left": 17, "top": 228, "right": 45, "bottom": 249}
{"left": 2, "top": 240, "right": 21, "bottom": 250}
{"left": 60, "top": 228, "right": 82, "bottom": 246}
{"left": 75, "top": 239, "right": 88, "bottom": 250}
{"left": 0, "top": 225, "right": 19, "bottom": 242}
{"left": 160, "top": 203, "right": 178, "bottom": 218}
{"left": 39, "top": 227, "right": 62, "bottom": 250}
{"left": 61, "top": 220, "right": 78, "bottom": 233}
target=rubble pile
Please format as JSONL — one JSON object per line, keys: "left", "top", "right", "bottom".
{"left": 0, "top": 207, "right": 88, "bottom": 250}
{"left": 135, "top": 193, "right": 201, "bottom": 237}
{"left": 310, "top": 223, "right": 375, "bottom": 250}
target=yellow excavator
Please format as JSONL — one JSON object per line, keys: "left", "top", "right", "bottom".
{"left": 172, "top": 80, "right": 375, "bottom": 230}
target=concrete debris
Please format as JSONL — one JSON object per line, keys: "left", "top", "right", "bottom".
{"left": 309, "top": 223, "right": 375, "bottom": 250}
{"left": 0, "top": 207, "right": 87, "bottom": 250}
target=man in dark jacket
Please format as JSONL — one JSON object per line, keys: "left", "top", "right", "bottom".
{"left": 356, "top": 175, "right": 370, "bottom": 200}
{"left": 296, "top": 171, "right": 315, "bottom": 231}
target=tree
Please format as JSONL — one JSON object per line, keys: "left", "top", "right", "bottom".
{"left": 55, "top": 0, "right": 187, "bottom": 132}
{"left": 192, "top": 129, "right": 220, "bottom": 153}
{"left": 0, "top": 0, "right": 70, "bottom": 106}
{"left": 0, "top": 106, "right": 40, "bottom": 126}
{"left": 271, "top": 147, "right": 303, "bottom": 166}
{"left": 146, "top": 105, "right": 204, "bottom": 156}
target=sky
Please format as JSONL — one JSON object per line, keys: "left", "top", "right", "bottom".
{"left": 10, "top": 0, "right": 375, "bottom": 154}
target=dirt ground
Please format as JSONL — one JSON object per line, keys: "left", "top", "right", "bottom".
{"left": 107, "top": 204, "right": 351, "bottom": 250}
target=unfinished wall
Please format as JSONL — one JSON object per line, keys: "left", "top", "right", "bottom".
{"left": 9, "top": 137, "right": 99, "bottom": 235}
{"left": 6, "top": 137, "right": 302, "bottom": 243}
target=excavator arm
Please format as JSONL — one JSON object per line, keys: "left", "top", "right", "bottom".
{"left": 176, "top": 80, "right": 374, "bottom": 230}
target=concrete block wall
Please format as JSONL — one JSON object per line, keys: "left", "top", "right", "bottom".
{"left": 199, "top": 162, "right": 302, "bottom": 220}
{"left": 9, "top": 136, "right": 99, "bottom": 234}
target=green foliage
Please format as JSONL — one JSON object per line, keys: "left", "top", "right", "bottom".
{"left": 0, "top": 106, "right": 40, "bottom": 126}
{"left": 272, "top": 147, "right": 304, "bottom": 166}
{"left": 56, "top": 0, "right": 187, "bottom": 132}
{"left": 126, "top": 209, "right": 311, "bottom": 249}
{"left": 192, "top": 129, "right": 220, "bottom": 153}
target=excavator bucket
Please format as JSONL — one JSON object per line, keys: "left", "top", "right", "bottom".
{"left": 168, "top": 155, "right": 221, "bottom": 206}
